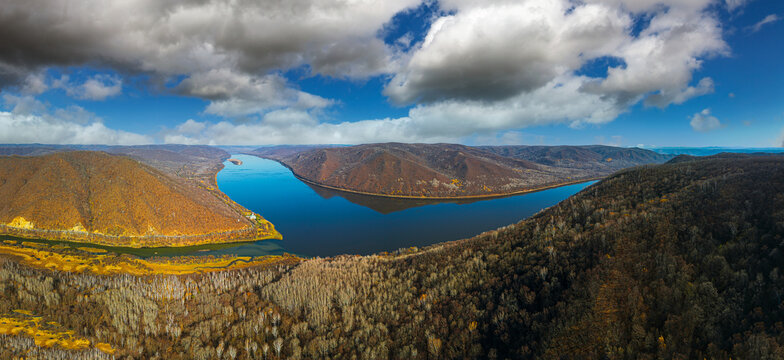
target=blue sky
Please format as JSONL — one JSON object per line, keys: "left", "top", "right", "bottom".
{"left": 0, "top": 0, "right": 782, "bottom": 147}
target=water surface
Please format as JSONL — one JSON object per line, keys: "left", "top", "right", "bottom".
{"left": 215, "top": 155, "right": 595, "bottom": 257}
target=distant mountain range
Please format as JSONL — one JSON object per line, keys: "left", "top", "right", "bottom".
{"left": 250, "top": 143, "right": 672, "bottom": 198}
{"left": 652, "top": 146, "right": 784, "bottom": 156}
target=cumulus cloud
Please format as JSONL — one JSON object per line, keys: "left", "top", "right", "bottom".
{"left": 644, "top": 77, "right": 715, "bottom": 108}
{"left": 690, "top": 108, "right": 724, "bottom": 132}
{"left": 0, "top": 0, "right": 419, "bottom": 85}
{"left": 0, "top": 112, "right": 150, "bottom": 145}
{"left": 750, "top": 14, "right": 781, "bottom": 33}
{"left": 388, "top": 0, "right": 726, "bottom": 121}
{"left": 0, "top": 0, "right": 736, "bottom": 144}
{"left": 163, "top": 74, "right": 623, "bottom": 145}
{"left": 582, "top": 7, "right": 726, "bottom": 106}
{"left": 385, "top": 1, "right": 631, "bottom": 104}
{"left": 0, "top": 0, "right": 421, "bottom": 123}
{"left": 176, "top": 70, "right": 331, "bottom": 117}
{"left": 53, "top": 74, "right": 123, "bottom": 101}
{"left": 21, "top": 72, "right": 48, "bottom": 95}
{"left": 0, "top": 94, "right": 149, "bottom": 145}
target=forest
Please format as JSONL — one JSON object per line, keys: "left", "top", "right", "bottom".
{"left": 1, "top": 154, "right": 784, "bottom": 359}
{"left": 250, "top": 143, "right": 671, "bottom": 198}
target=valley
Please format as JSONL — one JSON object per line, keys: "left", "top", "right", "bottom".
{"left": 0, "top": 154, "right": 782, "bottom": 358}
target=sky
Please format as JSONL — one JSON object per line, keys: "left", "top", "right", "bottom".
{"left": 0, "top": 0, "right": 781, "bottom": 147}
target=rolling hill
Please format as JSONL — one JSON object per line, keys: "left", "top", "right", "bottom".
{"left": 251, "top": 143, "right": 671, "bottom": 198}
{"left": 0, "top": 151, "right": 279, "bottom": 247}
{"left": 2, "top": 154, "right": 783, "bottom": 359}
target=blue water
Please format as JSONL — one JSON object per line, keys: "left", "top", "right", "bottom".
{"left": 215, "top": 155, "right": 596, "bottom": 257}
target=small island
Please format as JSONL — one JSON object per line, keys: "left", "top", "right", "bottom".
{"left": 227, "top": 158, "right": 243, "bottom": 165}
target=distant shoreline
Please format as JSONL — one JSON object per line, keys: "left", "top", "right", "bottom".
{"left": 248, "top": 154, "right": 601, "bottom": 200}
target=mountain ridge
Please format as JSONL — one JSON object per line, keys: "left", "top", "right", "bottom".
{"left": 251, "top": 143, "right": 672, "bottom": 198}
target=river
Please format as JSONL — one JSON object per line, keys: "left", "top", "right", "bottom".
{"left": 213, "top": 154, "right": 596, "bottom": 257}
{"left": 3, "top": 154, "right": 596, "bottom": 258}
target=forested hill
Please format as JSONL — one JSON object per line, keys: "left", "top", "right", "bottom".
{"left": 0, "top": 144, "right": 231, "bottom": 183}
{"left": 258, "top": 154, "right": 784, "bottom": 359}
{"left": 250, "top": 143, "right": 670, "bottom": 198}
{"left": 2, "top": 154, "right": 783, "bottom": 359}
{"left": 0, "top": 151, "right": 279, "bottom": 247}
{"left": 431, "top": 153, "right": 784, "bottom": 358}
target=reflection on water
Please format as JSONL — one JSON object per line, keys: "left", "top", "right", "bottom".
{"left": 304, "top": 182, "right": 488, "bottom": 214}
{"left": 4, "top": 155, "right": 596, "bottom": 259}
{"left": 214, "top": 155, "right": 596, "bottom": 257}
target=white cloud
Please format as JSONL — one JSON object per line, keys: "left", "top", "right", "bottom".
{"left": 0, "top": 111, "right": 150, "bottom": 145}
{"left": 3, "top": 94, "right": 48, "bottom": 115}
{"left": 690, "top": 108, "right": 724, "bottom": 132}
{"left": 750, "top": 14, "right": 781, "bottom": 33}
{"left": 177, "top": 69, "right": 332, "bottom": 117}
{"left": 385, "top": 1, "right": 631, "bottom": 103}
{"left": 0, "top": 0, "right": 420, "bottom": 82}
{"left": 726, "top": 0, "right": 752, "bottom": 12}
{"left": 164, "top": 74, "right": 623, "bottom": 145}
{"left": 21, "top": 72, "right": 48, "bottom": 95}
{"left": 644, "top": 77, "right": 715, "bottom": 108}
{"left": 175, "top": 119, "right": 207, "bottom": 135}
{"left": 0, "top": 94, "right": 149, "bottom": 145}
{"left": 0, "top": 0, "right": 736, "bottom": 144}
{"left": 387, "top": 0, "right": 727, "bottom": 135}
{"left": 53, "top": 74, "right": 123, "bottom": 101}
{"left": 584, "top": 8, "right": 727, "bottom": 105}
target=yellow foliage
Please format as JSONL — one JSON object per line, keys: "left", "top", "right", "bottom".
{"left": 69, "top": 223, "right": 87, "bottom": 232}
{"left": 8, "top": 216, "right": 34, "bottom": 229}
{"left": 0, "top": 243, "right": 298, "bottom": 276}
{"left": 95, "top": 342, "right": 116, "bottom": 354}
{"left": 0, "top": 314, "right": 103, "bottom": 352}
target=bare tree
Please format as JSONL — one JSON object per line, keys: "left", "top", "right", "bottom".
{"left": 273, "top": 337, "right": 283, "bottom": 358}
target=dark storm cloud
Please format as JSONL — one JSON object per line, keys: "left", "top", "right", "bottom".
{"left": 0, "top": 0, "right": 420, "bottom": 87}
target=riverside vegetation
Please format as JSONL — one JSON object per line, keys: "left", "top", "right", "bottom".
{"left": 1, "top": 154, "right": 784, "bottom": 358}
{"left": 0, "top": 148, "right": 280, "bottom": 247}
{"left": 251, "top": 143, "right": 671, "bottom": 198}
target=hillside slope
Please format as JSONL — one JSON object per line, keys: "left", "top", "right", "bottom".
{"left": 480, "top": 144, "right": 670, "bottom": 171}
{"left": 0, "top": 151, "right": 278, "bottom": 247}
{"left": 0, "top": 144, "right": 231, "bottom": 181}
{"left": 255, "top": 154, "right": 784, "bottom": 359}
{"left": 2, "top": 154, "right": 782, "bottom": 359}
{"left": 252, "top": 143, "right": 670, "bottom": 198}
